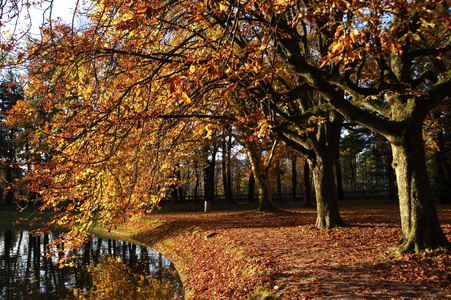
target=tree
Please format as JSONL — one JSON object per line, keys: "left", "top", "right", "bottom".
{"left": 291, "top": 155, "right": 297, "bottom": 202}
{"left": 243, "top": 134, "right": 278, "bottom": 211}
{"left": 0, "top": 70, "right": 23, "bottom": 205}
{"left": 10, "top": 0, "right": 450, "bottom": 251}
{"left": 203, "top": 144, "right": 217, "bottom": 204}
{"left": 425, "top": 100, "right": 451, "bottom": 203}
{"left": 221, "top": 131, "right": 234, "bottom": 203}
{"left": 273, "top": 0, "right": 451, "bottom": 251}
{"left": 200, "top": 0, "right": 347, "bottom": 227}
{"left": 302, "top": 160, "right": 312, "bottom": 208}
{"left": 14, "top": 0, "right": 343, "bottom": 229}
{"left": 341, "top": 126, "right": 368, "bottom": 193}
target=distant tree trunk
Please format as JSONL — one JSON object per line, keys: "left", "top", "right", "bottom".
{"left": 389, "top": 123, "right": 450, "bottom": 252}
{"left": 248, "top": 172, "right": 255, "bottom": 203}
{"left": 350, "top": 159, "right": 357, "bottom": 193}
{"left": 311, "top": 152, "right": 344, "bottom": 229}
{"left": 227, "top": 164, "right": 233, "bottom": 201}
{"left": 291, "top": 155, "right": 297, "bottom": 202}
{"left": 433, "top": 130, "right": 451, "bottom": 203}
{"left": 303, "top": 161, "right": 312, "bottom": 207}
{"left": 335, "top": 151, "right": 344, "bottom": 201}
{"left": 387, "top": 151, "right": 397, "bottom": 200}
{"left": 222, "top": 158, "right": 229, "bottom": 201}
{"left": 227, "top": 135, "right": 234, "bottom": 201}
{"left": 171, "top": 167, "right": 183, "bottom": 204}
{"left": 194, "top": 162, "right": 199, "bottom": 204}
{"left": 276, "top": 161, "right": 283, "bottom": 202}
{"left": 171, "top": 188, "right": 179, "bottom": 204}
{"left": 176, "top": 168, "right": 184, "bottom": 203}
{"left": 203, "top": 149, "right": 217, "bottom": 202}
{"left": 222, "top": 137, "right": 233, "bottom": 203}
{"left": 388, "top": 168, "right": 397, "bottom": 199}
{"left": 5, "top": 165, "right": 14, "bottom": 205}
{"left": 203, "top": 168, "right": 210, "bottom": 202}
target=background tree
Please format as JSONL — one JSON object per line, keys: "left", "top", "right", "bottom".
{"left": 221, "top": 129, "right": 234, "bottom": 203}
{"left": 199, "top": 0, "right": 347, "bottom": 227}
{"left": 425, "top": 100, "right": 451, "bottom": 203}
{"left": 0, "top": 70, "right": 23, "bottom": 206}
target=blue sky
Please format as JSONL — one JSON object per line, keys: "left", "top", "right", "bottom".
{"left": 1, "top": 0, "right": 79, "bottom": 38}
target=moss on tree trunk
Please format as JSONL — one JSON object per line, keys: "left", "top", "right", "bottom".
{"left": 390, "top": 124, "right": 450, "bottom": 253}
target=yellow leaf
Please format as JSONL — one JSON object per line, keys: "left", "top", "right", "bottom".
{"left": 350, "top": 29, "right": 359, "bottom": 44}
{"left": 205, "top": 124, "right": 213, "bottom": 139}
{"left": 219, "top": 3, "right": 227, "bottom": 11}
{"left": 182, "top": 92, "right": 192, "bottom": 104}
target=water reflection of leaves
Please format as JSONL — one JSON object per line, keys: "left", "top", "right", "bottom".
{"left": 74, "top": 255, "right": 179, "bottom": 300}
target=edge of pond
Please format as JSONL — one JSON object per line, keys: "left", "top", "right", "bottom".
{"left": 94, "top": 218, "right": 275, "bottom": 300}
{"left": 0, "top": 209, "right": 274, "bottom": 299}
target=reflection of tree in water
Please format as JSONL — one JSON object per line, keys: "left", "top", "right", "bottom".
{"left": 0, "top": 229, "right": 184, "bottom": 299}
{"left": 76, "top": 255, "right": 181, "bottom": 299}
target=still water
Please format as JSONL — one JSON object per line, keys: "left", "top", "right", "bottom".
{"left": 0, "top": 228, "right": 184, "bottom": 299}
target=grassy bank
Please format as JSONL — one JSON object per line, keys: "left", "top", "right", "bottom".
{"left": 0, "top": 208, "right": 52, "bottom": 230}
{"left": 1, "top": 208, "right": 273, "bottom": 299}
{"left": 95, "top": 215, "right": 274, "bottom": 300}
{"left": 6, "top": 201, "right": 447, "bottom": 299}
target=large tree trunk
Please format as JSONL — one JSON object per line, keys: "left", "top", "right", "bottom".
{"left": 390, "top": 125, "right": 450, "bottom": 252}
{"left": 311, "top": 154, "right": 344, "bottom": 229}
{"left": 254, "top": 170, "right": 273, "bottom": 211}
{"left": 245, "top": 140, "right": 274, "bottom": 211}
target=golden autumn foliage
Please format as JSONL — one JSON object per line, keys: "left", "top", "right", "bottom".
{"left": 4, "top": 0, "right": 451, "bottom": 253}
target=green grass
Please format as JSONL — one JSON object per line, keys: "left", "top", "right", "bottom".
{"left": 0, "top": 208, "right": 52, "bottom": 230}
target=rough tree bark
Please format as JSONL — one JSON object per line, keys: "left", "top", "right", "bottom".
{"left": 311, "top": 153, "right": 344, "bottom": 228}
{"left": 280, "top": 113, "right": 345, "bottom": 228}
{"left": 244, "top": 139, "right": 275, "bottom": 211}
{"left": 389, "top": 123, "right": 450, "bottom": 252}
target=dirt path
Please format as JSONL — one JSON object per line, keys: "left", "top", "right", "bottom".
{"left": 134, "top": 201, "right": 451, "bottom": 299}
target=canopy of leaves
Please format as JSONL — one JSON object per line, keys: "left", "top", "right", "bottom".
{"left": 6, "top": 0, "right": 451, "bottom": 249}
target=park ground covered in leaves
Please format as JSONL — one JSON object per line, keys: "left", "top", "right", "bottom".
{"left": 115, "top": 200, "right": 451, "bottom": 299}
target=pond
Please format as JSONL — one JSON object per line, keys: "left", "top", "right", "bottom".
{"left": 0, "top": 228, "right": 184, "bottom": 299}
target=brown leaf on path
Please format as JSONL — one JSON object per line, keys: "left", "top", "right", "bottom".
{"left": 123, "top": 200, "right": 451, "bottom": 299}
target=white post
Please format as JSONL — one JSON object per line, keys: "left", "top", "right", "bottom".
{"left": 204, "top": 201, "right": 211, "bottom": 213}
